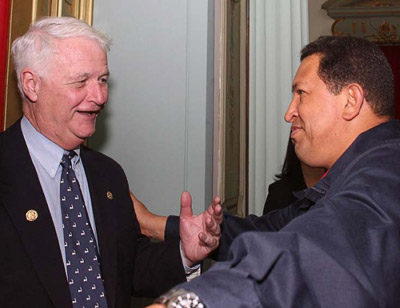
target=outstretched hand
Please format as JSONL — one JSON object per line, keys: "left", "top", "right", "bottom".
{"left": 179, "top": 191, "right": 223, "bottom": 267}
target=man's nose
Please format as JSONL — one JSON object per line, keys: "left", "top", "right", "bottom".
{"left": 284, "top": 97, "right": 298, "bottom": 123}
{"left": 89, "top": 82, "right": 108, "bottom": 106}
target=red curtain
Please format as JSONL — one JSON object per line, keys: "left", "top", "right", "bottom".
{"left": 379, "top": 45, "right": 400, "bottom": 120}
{"left": 0, "top": 0, "right": 11, "bottom": 132}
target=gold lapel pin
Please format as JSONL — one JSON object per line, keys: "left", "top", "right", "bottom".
{"left": 107, "top": 191, "right": 113, "bottom": 200}
{"left": 26, "top": 209, "right": 38, "bottom": 222}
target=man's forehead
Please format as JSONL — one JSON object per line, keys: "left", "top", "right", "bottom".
{"left": 298, "top": 55, "right": 320, "bottom": 73}
{"left": 51, "top": 38, "right": 108, "bottom": 70}
{"left": 292, "top": 56, "right": 322, "bottom": 86}
{"left": 53, "top": 37, "right": 107, "bottom": 57}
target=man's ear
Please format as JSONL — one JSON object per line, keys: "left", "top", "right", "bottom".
{"left": 342, "top": 83, "right": 365, "bottom": 121}
{"left": 21, "top": 69, "right": 40, "bottom": 102}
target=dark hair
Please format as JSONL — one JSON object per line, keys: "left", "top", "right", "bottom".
{"left": 275, "top": 137, "right": 302, "bottom": 181}
{"left": 301, "top": 36, "right": 394, "bottom": 117}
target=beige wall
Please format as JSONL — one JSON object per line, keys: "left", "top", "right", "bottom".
{"left": 308, "top": 0, "right": 333, "bottom": 42}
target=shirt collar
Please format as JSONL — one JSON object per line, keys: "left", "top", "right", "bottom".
{"left": 21, "top": 116, "right": 81, "bottom": 178}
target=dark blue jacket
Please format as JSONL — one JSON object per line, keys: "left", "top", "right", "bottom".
{"left": 0, "top": 120, "right": 186, "bottom": 308}
{"left": 181, "top": 120, "right": 400, "bottom": 308}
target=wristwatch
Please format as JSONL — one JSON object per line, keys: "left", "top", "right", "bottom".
{"left": 154, "top": 288, "right": 205, "bottom": 308}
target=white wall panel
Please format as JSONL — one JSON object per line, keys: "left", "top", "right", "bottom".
{"left": 91, "top": 0, "right": 214, "bottom": 215}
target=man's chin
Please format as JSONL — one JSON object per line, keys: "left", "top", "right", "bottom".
{"left": 69, "top": 130, "right": 95, "bottom": 147}
{"left": 75, "top": 125, "right": 96, "bottom": 138}
{"left": 77, "top": 134, "right": 94, "bottom": 144}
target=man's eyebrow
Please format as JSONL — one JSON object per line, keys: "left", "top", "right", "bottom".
{"left": 63, "top": 74, "right": 88, "bottom": 85}
{"left": 291, "top": 83, "right": 298, "bottom": 93}
{"left": 64, "top": 71, "right": 110, "bottom": 84}
{"left": 69, "top": 73, "right": 90, "bottom": 81}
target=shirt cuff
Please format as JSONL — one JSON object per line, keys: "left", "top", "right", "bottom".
{"left": 180, "top": 241, "right": 200, "bottom": 276}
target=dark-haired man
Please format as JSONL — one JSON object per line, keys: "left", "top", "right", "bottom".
{"left": 148, "top": 35, "right": 400, "bottom": 307}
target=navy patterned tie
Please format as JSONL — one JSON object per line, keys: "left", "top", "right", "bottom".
{"left": 60, "top": 152, "right": 108, "bottom": 308}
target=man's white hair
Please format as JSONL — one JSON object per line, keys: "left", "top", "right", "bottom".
{"left": 11, "top": 16, "right": 111, "bottom": 99}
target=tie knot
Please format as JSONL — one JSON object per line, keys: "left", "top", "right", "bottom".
{"left": 61, "top": 151, "right": 77, "bottom": 169}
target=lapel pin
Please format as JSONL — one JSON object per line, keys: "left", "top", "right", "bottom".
{"left": 107, "top": 191, "right": 113, "bottom": 200}
{"left": 26, "top": 209, "right": 38, "bottom": 222}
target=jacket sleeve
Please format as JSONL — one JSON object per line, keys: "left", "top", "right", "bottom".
{"left": 165, "top": 203, "right": 310, "bottom": 261}
{"left": 177, "top": 146, "right": 400, "bottom": 308}
{"left": 165, "top": 215, "right": 180, "bottom": 240}
{"left": 213, "top": 202, "right": 309, "bottom": 261}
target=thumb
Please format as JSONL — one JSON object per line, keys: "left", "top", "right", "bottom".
{"left": 180, "top": 191, "right": 193, "bottom": 218}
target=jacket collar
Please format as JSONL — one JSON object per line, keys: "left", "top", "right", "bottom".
{"left": 293, "top": 120, "right": 400, "bottom": 209}
{"left": 314, "top": 120, "right": 400, "bottom": 195}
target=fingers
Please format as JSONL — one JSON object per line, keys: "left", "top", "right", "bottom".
{"left": 198, "top": 231, "right": 218, "bottom": 248}
{"left": 205, "top": 215, "right": 221, "bottom": 236}
{"left": 180, "top": 191, "right": 193, "bottom": 218}
{"left": 207, "top": 196, "right": 221, "bottom": 212}
{"left": 206, "top": 196, "right": 223, "bottom": 225}
{"left": 213, "top": 203, "right": 223, "bottom": 224}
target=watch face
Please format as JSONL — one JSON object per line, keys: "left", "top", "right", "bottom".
{"left": 155, "top": 289, "right": 204, "bottom": 308}
{"left": 173, "top": 292, "right": 204, "bottom": 308}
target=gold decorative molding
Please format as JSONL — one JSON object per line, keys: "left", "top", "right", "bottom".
{"left": 322, "top": 0, "right": 400, "bottom": 44}
{"left": 350, "top": 0, "right": 400, "bottom": 7}
{"left": 32, "top": 0, "right": 93, "bottom": 25}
